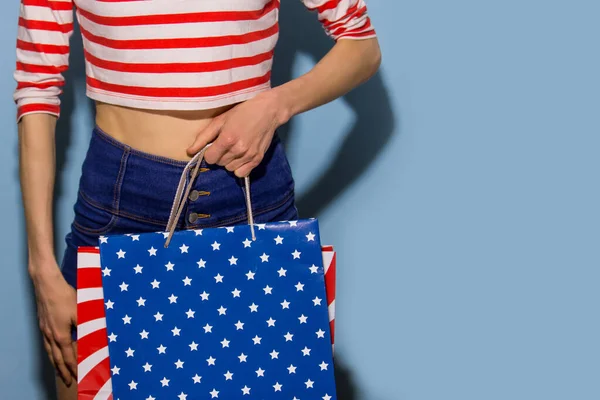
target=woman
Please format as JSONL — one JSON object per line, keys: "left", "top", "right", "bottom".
{"left": 15, "top": 0, "right": 380, "bottom": 398}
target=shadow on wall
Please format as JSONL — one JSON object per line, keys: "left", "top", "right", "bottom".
{"left": 273, "top": 2, "right": 396, "bottom": 399}
{"left": 22, "top": 3, "right": 395, "bottom": 399}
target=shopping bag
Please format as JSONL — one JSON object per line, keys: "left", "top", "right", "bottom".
{"left": 76, "top": 141, "right": 338, "bottom": 400}
{"left": 77, "top": 241, "right": 337, "bottom": 399}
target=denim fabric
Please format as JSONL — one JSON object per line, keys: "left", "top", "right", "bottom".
{"left": 60, "top": 126, "right": 298, "bottom": 293}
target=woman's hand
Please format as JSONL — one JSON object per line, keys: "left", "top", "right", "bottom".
{"left": 187, "top": 91, "right": 290, "bottom": 177}
{"left": 31, "top": 262, "right": 78, "bottom": 386}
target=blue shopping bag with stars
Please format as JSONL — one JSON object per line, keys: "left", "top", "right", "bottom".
{"left": 91, "top": 148, "right": 337, "bottom": 400}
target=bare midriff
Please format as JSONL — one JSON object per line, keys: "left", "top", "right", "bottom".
{"left": 95, "top": 101, "right": 237, "bottom": 162}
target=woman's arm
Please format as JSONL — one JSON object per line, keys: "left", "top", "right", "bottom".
{"left": 187, "top": 1, "right": 381, "bottom": 177}
{"left": 15, "top": 0, "right": 77, "bottom": 385}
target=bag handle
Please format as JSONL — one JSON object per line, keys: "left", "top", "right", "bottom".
{"left": 164, "top": 145, "right": 255, "bottom": 247}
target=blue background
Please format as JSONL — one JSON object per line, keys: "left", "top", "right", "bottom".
{"left": 1, "top": 1, "right": 599, "bottom": 399}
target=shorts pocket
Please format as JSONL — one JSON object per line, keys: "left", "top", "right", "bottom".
{"left": 72, "top": 191, "right": 119, "bottom": 235}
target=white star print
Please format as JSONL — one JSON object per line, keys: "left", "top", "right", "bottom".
{"left": 252, "top": 335, "right": 262, "bottom": 345}
{"left": 210, "top": 389, "right": 219, "bottom": 398}
{"left": 256, "top": 367, "right": 265, "bottom": 377}
{"left": 160, "top": 377, "right": 169, "bottom": 386}
{"left": 238, "top": 353, "right": 248, "bottom": 362}
{"left": 122, "top": 315, "right": 131, "bottom": 324}
{"left": 281, "top": 299, "right": 291, "bottom": 309}
{"left": 270, "top": 350, "right": 279, "bottom": 359}
{"left": 260, "top": 253, "right": 270, "bottom": 262}
{"left": 277, "top": 267, "right": 287, "bottom": 277}
{"left": 133, "top": 264, "right": 143, "bottom": 274}
{"left": 182, "top": 276, "right": 192, "bottom": 286}
{"left": 217, "top": 306, "right": 227, "bottom": 315}
{"left": 125, "top": 348, "right": 134, "bottom": 357}
{"left": 207, "top": 356, "right": 216, "bottom": 366}
{"left": 136, "top": 297, "right": 146, "bottom": 307}
{"left": 128, "top": 380, "right": 137, "bottom": 390}
{"left": 172, "top": 327, "right": 181, "bottom": 336}
{"left": 302, "top": 346, "right": 311, "bottom": 356}
{"left": 203, "top": 323, "right": 213, "bottom": 333}
{"left": 189, "top": 341, "right": 198, "bottom": 351}
{"left": 150, "top": 279, "right": 160, "bottom": 289}
{"left": 142, "top": 362, "right": 152, "bottom": 372}
{"left": 148, "top": 247, "right": 157, "bottom": 256}
{"left": 194, "top": 229, "right": 203, "bottom": 236}
{"left": 266, "top": 317, "right": 276, "bottom": 327}
{"left": 131, "top": 234, "right": 140, "bottom": 241}
{"left": 257, "top": 223, "right": 266, "bottom": 230}
{"left": 295, "top": 282, "right": 305, "bottom": 291}
{"left": 243, "top": 238, "right": 252, "bottom": 248}
{"left": 320, "top": 361, "right": 329, "bottom": 370}
{"left": 299, "top": 314, "right": 308, "bottom": 324}
{"left": 263, "top": 285, "right": 273, "bottom": 294}
{"left": 313, "top": 296, "right": 322, "bottom": 306}
{"left": 305, "top": 379, "right": 314, "bottom": 388}
{"left": 231, "top": 288, "right": 241, "bottom": 298}
{"left": 287, "top": 364, "right": 297, "bottom": 374}
{"left": 139, "top": 330, "right": 149, "bottom": 339}
{"left": 235, "top": 320, "right": 244, "bottom": 330}
{"left": 224, "top": 371, "right": 233, "bottom": 380}
{"left": 310, "top": 264, "right": 319, "bottom": 274}
{"left": 292, "top": 249, "right": 301, "bottom": 259}
{"left": 289, "top": 220, "right": 298, "bottom": 226}
{"left": 221, "top": 338, "right": 230, "bottom": 348}
{"left": 323, "top": 395, "right": 332, "bottom": 400}
{"left": 105, "top": 300, "right": 114, "bottom": 309}
{"left": 241, "top": 386, "right": 251, "bottom": 395}
{"left": 117, "top": 249, "right": 126, "bottom": 259}
{"left": 165, "top": 261, "right": 175, "bottom": 271}
{"left": 249, "top": 303, "right": 258, "bottom": 312}
{"left": 197, "top": 259, "right": 206, "bottom": 268}
{"left": 146, "top": 396, "right": 155, "bottom": 400}
{"left": 214, "top": 274, "right": 224, "bottom": 283}
{"left": 186, "top": 309, "right": 195, "bottom": 319}
{"left": 180, "top": 244, "right": 189, "bottom": 253}
{"left": 174, "top": 359, "right": 184, "bottom": 369}
{"left": 316, "top": 329, "right": 326, "bottom": 338}
{"left": 246, "top": 271, "right": 255, "bottom": 280}
{"left": 108, "top": 333, "right": 117, "bottom": 342}
{"left": 200, "top": 291, "right": 210, "bottom": 301}
{"left": 274, "top": 235, "right": 284, "bottom": 244}
{"left": 111, "top": 365, "right": 120, "bottom": 375}
{"left": 101, "top": 267, "right": 111, "bottom": 276}
{"left": 161, "top": 232, "right": 170, "bottom": 238}
{"left": 154, "top": 312, "right": 164, "bottom": 321}
{"left": 119, "top": 282, "right": 128, "bottom": 292}
{"left": 99, "top": 236, "right": 108, "bottom": 244}
{"left": 178, "top": 392, "right": 187, "bottom": 400}
{"left": 226, "top": 226, "right": 235, "bottom": 233}
{"left": 306, "top": 232, "right": 316, "bottom": 241}
{"left": 228, "top": 256, "right": 238, "bottom": 265}
{"left": 273, "top": 382, "right": 283, "bottom": 392}
{"left": 284, "top": 332, "right": 294, "bottom": 342}
{"left": 192, "top": 374, "right": 201, "bottom": 384}
{"left": 168, "top": 294, "right": 178, "bottom": 304}
{"left": 211, "top": 241, "right": 221, "bottom": 251}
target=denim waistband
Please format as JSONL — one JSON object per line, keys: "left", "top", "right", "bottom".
{"left": 77, "top": 126, "right": 295, "bottom": 229}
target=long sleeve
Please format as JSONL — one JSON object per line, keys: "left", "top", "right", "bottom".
{"left": 13, "top": 0, "right": 73, "bottom": 122}
{"left": 301, "top": 0, "right": 376, "bottom": 41}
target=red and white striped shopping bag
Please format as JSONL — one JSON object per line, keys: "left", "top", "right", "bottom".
{"left": 76, "top": 245, "right": 337, "bottom": 399}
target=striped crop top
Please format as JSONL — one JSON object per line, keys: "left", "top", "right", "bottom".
{"left": 13, "top": 0, "right": 376, "bottom": 121}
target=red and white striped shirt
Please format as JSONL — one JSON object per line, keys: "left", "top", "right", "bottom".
{"left": 14, "top": 0, "right": 376, "bottom": 121}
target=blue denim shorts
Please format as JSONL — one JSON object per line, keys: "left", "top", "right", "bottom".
{"left": 60, "top": 126, "right": 298, "bottom": 293}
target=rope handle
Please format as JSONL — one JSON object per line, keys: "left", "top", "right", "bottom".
{"left": 164, "top": 145, "right": 255, "bottom": 247}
